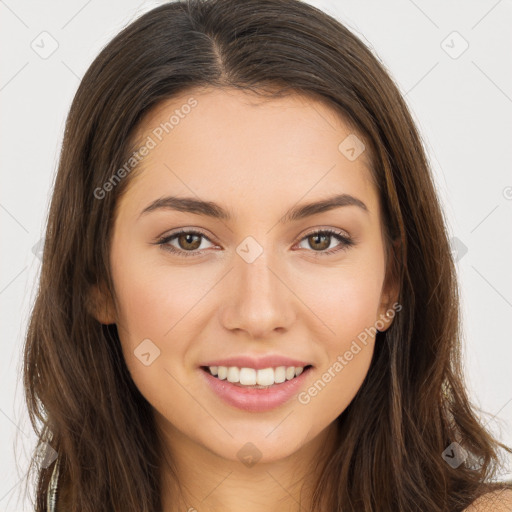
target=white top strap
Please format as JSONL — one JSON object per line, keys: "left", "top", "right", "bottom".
{"left": 46, "top": 457, "right": 60, "bottom": 512}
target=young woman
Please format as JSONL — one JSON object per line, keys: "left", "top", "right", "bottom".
{"left": 23, "top": 0, "right": 512, "bottom": 510}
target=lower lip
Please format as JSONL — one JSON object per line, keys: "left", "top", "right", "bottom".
{"left": 200, "top": 367, "right": 313, "bottom": 412}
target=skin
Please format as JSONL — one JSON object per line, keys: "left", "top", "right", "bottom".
{"left": 91, "top": 87, "right": 399, "bottom": 512}
{"left": 465, "top": 490, "right": 512, "bottom": 512}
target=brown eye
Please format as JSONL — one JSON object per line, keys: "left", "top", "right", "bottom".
{"left": 306, "top": 233, "right": 331, "bottom": 251}
{"left": 297, "top": 229, "right": 354, "bottom": 255}
{"left": 156, "top": 229, "right": 215, "bottom": 257}
{"left": 176, "top": 233, "right": 202, "bottom": 251}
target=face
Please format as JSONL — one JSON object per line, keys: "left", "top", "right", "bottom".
{"left": 95, "top": 87, "right": 397, "bottom": 465}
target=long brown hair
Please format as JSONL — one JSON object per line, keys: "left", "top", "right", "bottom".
{"left": 22, "top": 0, "right": 511, "bottom": 510}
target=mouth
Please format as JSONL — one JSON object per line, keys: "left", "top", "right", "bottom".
{"left": 200, "top": 364, "right": 314, "bottom": 389}
{"left": 198, "top": 355, "right": 315, "bottom": 411}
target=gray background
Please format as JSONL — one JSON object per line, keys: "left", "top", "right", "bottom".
{"left": 1, "top": 0, "right": 511, "bottom": 509}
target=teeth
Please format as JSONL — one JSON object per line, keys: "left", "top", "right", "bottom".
{"left": 274, "top": 366, "right": 286, "bottom": 383}
{"left": 256, "top": 367, "right": 274, "bottom": 386}
{"left": 240, "top": 368, "right": 257, "bottom": 385}
{"left": 227, "top": 367, "right": 240, "bottom": 383}
{"left": 217, "top": 366, "right": 227, "bottom": 380}
{"left": 207, "top": 365, "right": 307, "bottom": 386}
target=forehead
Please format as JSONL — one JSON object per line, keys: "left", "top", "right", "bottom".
{"left": 118, "top": 87, "right": 377, "bottom": 218}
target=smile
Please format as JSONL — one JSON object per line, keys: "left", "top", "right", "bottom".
{"left": 200, "top": 364, "right": 314, "bottom": 412}
{"left": 203, "top": 365, "right": 310, "bottom": 388}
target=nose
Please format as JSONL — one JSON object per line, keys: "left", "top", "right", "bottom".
{"left": 218, "top": 244, "right": 297, "bottom": 340}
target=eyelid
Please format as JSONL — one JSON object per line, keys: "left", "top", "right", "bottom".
{"left": 299, "top": 225, "right": 351, "bottom": 241}
{"left": 294, "top": 227, "right": 355, "bottom": 255}
{"left": 154, "top": 226, "right": 355, "bottom": 257}
{"left": 156, "top": 227, "right": 214, "bottom": 241}
{"left": 154, "top": 227, "right": 217, "bottom": 252}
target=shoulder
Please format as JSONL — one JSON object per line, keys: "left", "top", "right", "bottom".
{"left": 464, "top": 489, "right": 512, "bottom": 511}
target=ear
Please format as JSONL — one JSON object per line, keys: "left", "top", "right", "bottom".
{"left": 376, "top": 238, "right": 401, "bottom": 332}
{"left": 86, "top": 281, "right": 117, "bottom": 325}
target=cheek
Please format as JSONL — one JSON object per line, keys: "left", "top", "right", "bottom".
{"left": 295, "top": 252, "right": 385, "bottom": 349}
{"left": 292, "top": 250, "right": 385, "bottom": 420}
{"left": 111, "top": 242, "right": 204, "bottom": 341}
{"left": 110, "top": 247, "right": 216, "bottom": 385}
{"left": 298, "top": 342, "right": 374, "bottom": 431}
{"left": 296, "top": 274, "right": 379, "bottom": 425}
{"left": 110, "top": 258, "right": 200, "bottom": 421}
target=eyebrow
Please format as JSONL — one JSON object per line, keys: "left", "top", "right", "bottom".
{"left": 138, "top": 193, "right": 369, "bottom": 223}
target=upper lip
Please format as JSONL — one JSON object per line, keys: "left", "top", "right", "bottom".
{"left": 200, "top": 355, "right": 312, "bottom": 370}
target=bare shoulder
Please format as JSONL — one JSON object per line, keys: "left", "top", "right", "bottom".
{"left": 464, "top": 489, "right": 512, "bottom": 511}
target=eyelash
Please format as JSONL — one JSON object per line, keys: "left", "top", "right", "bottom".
{"left": 155, "top": 228, "right": 355, "bottom": 257}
